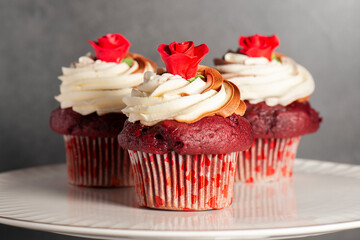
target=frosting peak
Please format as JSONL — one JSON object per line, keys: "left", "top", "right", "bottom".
{"left": 55, "top": 53, "right": 157, "bottom": 116}
{"left": 214, "top": 52, "right": 315, "bottom": 106}
{"left": 122, "top": 66, "right": 246, "bottom": 126}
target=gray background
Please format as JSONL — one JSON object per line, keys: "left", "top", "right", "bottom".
{"left": 1, "top": 0, "right": 360, "bottom": 239}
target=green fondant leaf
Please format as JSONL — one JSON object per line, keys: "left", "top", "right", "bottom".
{"left": 187, "top": 74, "right": 205, "bottom": 83}
{"left": 122, "top": 58, "right": 134, "bottom": 67}
{"left": 271, "top": 53, "right": 281, "bottom": 63}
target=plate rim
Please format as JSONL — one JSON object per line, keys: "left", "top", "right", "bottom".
{"left": 1, "top": 158, "right": 360, "bottom": 239}
{"left": 1, "top": 215, "right": 360, "bottom": 239}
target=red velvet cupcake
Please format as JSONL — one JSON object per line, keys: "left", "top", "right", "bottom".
{"left": 118, "top": 41, "right": 253, "bottom": 210}
{"left": 50, "top": 33, "right": 157, "bottom": 187}
{"left": 214, "top": 34, "right": 321, "bottom": 182}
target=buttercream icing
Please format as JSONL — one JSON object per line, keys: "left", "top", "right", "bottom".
{"left": 214, "top": 52, "right": 314, "bottom": 106}
{"left": 55, "top": 53, "right": 156, "bottom": 115}
{"left": 122, "top": 66, "right": 246, "bottom": 126}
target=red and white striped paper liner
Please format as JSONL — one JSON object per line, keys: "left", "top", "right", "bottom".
{"left": 63, "top": 135, "right": 134, "bottom": 187}
{"left": 237, "top": 137, "right": 300, "bottom": 183}
{"left": 128, "top": 151, "right": 238, "bottom": 211}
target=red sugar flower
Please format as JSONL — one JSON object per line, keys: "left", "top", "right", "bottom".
{"left": 239, "top": 34, "right": 280, "bottom": 61}
{"left": 89, "top": 33, "right": 131, "bottom": 63}
{"left": 158, "top": 41, "right": 209, "bottom": 79}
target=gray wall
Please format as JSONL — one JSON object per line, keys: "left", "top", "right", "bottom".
{"left": 1, "top": 0, "right": 360, "bottom": 239}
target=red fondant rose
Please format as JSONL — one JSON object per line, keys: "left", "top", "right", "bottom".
{"left": 89, "top": 33, "right": 131, "bottom": 63}
{"left": 239, "top": 34, "right": 280, "bottom": 61}
{"left": 158, "top": 41, "right": 209, "bottom": 79}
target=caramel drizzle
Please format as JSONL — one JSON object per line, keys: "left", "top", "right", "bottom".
{"left": 198, "top": 65, "right": 223, "bottom": 93}
{"left": 198, "top": 65, "right": 246, "bottom": 117}
{"left": 176, "top": 65, "right": 247, "bottom": 124}
{"left": 296, "top": 95, "right": 310, "bottom": 102}
{"left": 215, "top": 52, "right": 309, "bottom": 104}
{"left": 126, "top": 52, "right": 158, "bottom": 74}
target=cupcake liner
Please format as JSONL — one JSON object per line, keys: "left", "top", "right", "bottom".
{"left": 64, "top": 135, "right": 134, "bottom": 187}
{"left": 236, "top": 137, "right": 300, "bottom": 183}
{"left": 128, "top": 151, "right": 238, "bottom": 211}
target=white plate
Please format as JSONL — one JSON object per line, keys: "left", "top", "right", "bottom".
{"left": 0, "top": 159, "right": 360, "bottom": 240}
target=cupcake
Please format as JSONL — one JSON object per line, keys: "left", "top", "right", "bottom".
{"left": 50, "top": 33, "right": 157, "bottom": 187}
{"left": 214, "top": 34, "right": 322, "bottom": 183}
{"left": 118, "top": 41, "right": 253, "bottom": 210}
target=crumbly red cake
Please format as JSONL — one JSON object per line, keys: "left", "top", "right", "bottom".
{"left": 244, "top": 101, "right": 322, "bottom": 139}
{"left": 118, "top": 114, "right": 253, "bottom": 155}
{"left": 50, "top": 107, "right": 127, "bottom": 138}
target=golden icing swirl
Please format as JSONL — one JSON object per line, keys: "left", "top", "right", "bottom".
{"left": 126, "top": 52, "right": 158, "bottom": 74}
{"left": 191, "top": 65, "right": 246, "bottom": 122}
{"left": 122, "top": 65, "right": 247, "bottom": 126}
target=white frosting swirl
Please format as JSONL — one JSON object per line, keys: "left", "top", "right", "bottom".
{"left": 215, "top": 53, "right": 314, "bottom": 106}
{"left": 55, "top": 55, "right": 155, "bottom": 115}
{"left": 122, "top": 72, "right": 233, "bottom": 126}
